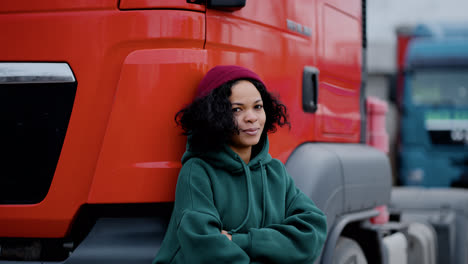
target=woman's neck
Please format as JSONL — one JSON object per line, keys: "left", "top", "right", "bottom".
{"left": 229, "top": 146, "right": 252, "bottom": 164}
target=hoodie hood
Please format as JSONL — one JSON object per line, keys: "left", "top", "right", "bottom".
{"left": 181, "top": 135, "right": 273, "bottom": 172}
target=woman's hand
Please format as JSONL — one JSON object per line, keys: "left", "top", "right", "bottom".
{"left": 221, "top": 230, "right": 232, "bottom": 241}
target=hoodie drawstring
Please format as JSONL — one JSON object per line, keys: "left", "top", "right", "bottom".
{"left": 230, "top": 161, "right": 253, "bottom": 234}
{"left": 230, "top": 160, "right": 268, "bottom": 234}
{"left": 260, "top": 161, "right": 267, "bottom": 227}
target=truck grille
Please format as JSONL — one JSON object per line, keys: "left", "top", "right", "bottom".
{"left": 0, "top": 63, "right": 76, "bottom": 204}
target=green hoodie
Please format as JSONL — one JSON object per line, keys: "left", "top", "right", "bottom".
{"left": 153, "top": 137, "right": 327, "bottom": 263}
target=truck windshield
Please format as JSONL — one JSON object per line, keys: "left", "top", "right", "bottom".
{"left": 409, "top": 69, "right": 468, "bottom": 107}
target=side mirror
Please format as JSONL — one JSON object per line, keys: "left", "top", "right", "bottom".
{"left": 207, "top": 0, "right": 246, "bottom": 10}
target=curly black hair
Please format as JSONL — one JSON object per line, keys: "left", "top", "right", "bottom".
{"left": 175, "top": 78, "right": 289, "bottom": 152}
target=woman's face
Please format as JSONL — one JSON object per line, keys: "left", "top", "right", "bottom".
{"left": 228, "top": 80, "right": 266, "bottom": 155}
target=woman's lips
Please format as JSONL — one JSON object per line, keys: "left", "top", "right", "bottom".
{"left": 242, "top": 128, "right": 259, "bottom": 136}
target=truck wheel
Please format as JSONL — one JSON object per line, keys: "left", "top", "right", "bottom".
{"left": 332, "top": 237, "right": 368, "bottom": 264}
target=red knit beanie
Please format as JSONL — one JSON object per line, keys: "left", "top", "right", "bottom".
{"left": 196, "top": 65, "right": 264, "bottom": 98}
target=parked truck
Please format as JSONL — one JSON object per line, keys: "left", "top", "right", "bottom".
{"left": 0, "top": 0, "right": 442, "bottom": 263}
{"left": 389, "top": 22, "right": 468, "bottom": 264}
{"left": 394, "top": 23, "right": 468, "bottom": 187}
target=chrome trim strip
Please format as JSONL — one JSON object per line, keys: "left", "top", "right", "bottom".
{"left": 0, "top": 63, "right": 76, "bottom": 84}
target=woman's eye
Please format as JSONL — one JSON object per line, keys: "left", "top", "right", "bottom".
{"left": 232, "top": 108, "right": 241, "bottom": 112}
{"left": 255, "top": 105, "right": 263, "bottom": 109}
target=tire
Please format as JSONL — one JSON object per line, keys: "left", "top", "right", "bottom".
{"left": 331, "top": 237, "right": 368, "bottom": 264}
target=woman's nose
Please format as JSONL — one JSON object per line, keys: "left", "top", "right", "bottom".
{"left": 244, "top": 109, "right": 258, "bottom": 123}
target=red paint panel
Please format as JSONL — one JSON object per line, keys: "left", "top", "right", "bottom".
{"left": 325, "top": 0, "right": 361, "bottom": 18}
{"left": 319, "top": 82, "right": 360, "bottom": 136}
{"left": 320, "top": 3, "right": 361, "bottom": 83}
{"left": 0, "top": 0, "right": 116, "bottom": 13}
{"left": 88, "top": 49, "right": 208, "bottom": 203}
{"left": 0, "top": 9, "right": 204, "bottom": 237}
{"left": 119, "top": 0, "right": 206, "bottom": 11}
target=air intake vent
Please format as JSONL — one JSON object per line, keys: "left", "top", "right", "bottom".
{"left": 0, "top": 63, "right": 76, "bottom": 204}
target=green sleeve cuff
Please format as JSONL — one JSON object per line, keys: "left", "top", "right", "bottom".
{"left": 232, "top": 233, "right": 250, "bottom": 252}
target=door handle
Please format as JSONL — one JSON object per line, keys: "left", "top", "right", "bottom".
{"left": 303, "top": 66, "right": 319, "bottom": 113}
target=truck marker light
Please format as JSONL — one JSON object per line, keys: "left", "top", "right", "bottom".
{"left": 370, "top": 205, "right": 390, "bottom": 225}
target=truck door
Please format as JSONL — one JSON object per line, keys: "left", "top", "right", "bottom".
{"left": 314, "top": 0, "right": 363, "bottom": 142}
{"left": 205, "top": 0, "right": 318, "bottom": 159}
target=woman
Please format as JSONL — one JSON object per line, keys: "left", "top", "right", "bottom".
{"left": 154, "top": 65, "right": 327, "bottom": 263}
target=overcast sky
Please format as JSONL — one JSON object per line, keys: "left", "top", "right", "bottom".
{"left": 368, "top": 0, "right": 468, "bottom": 43}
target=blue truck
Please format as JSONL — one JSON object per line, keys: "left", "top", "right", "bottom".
{"left": 395, "top": 23, "right": 468, "bottom": 187}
